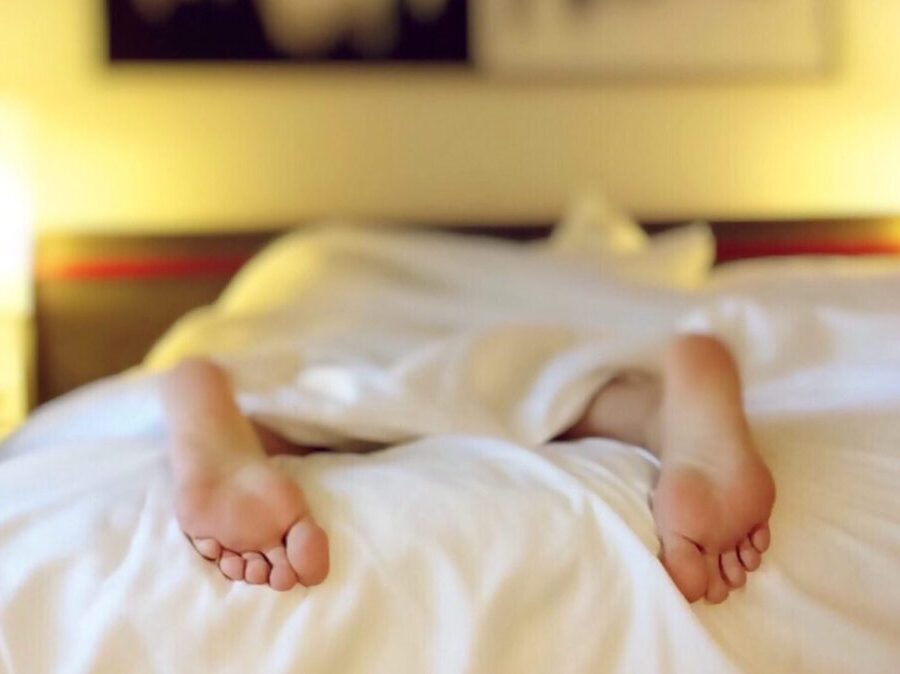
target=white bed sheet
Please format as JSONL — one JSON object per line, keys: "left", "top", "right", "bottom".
{"left": 1, "top": 224, "right": 899, "bottom": 674}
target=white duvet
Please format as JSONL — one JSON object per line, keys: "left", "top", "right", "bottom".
{"left": 1, "top": 211, "right": 899, "bottom": 674}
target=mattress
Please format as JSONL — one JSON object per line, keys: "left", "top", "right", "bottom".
{"left": 1, "top": 214, "right": 899, "bottom": 674}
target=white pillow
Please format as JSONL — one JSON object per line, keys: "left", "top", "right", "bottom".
{"left": 549, "top": 195, "right": 716, "bottom": 290}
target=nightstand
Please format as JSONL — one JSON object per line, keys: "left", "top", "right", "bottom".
{"left": 0, "top": 313, "right": 33, "bottom": 439}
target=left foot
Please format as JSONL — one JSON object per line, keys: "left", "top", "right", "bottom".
{"left": 163, "top": 359, "right": 330, "bottom": 591}
{"left": 176, "top": 451, "right": 330, "bottom": 592}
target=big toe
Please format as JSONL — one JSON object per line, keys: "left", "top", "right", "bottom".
{"left": 660, "top": 534, "right": 707, "bottom": 603}
{"left": 286, "top": 517, "right": 330, "bottom": 587}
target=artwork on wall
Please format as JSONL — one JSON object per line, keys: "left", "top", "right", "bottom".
{"left": 107, "top": 0, "right": 832, "bottom": 76}
{"left": 106, "top": 0, "right": 469, "bottom": 63}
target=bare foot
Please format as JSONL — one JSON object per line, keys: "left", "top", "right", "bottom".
{"left": 568, "top": 335, "right": 775, "bottom": 603}
{"left": 163, "top": 360, "right": 329, "bottom": 591}
{"left": 651, "top": 335, "right": 775, "bottom": 603}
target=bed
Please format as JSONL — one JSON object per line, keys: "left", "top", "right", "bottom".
{"left": 2, "top": 205, "right": 900, "bottom": 673}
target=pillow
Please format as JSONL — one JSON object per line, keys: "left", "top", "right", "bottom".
{"left": 549, "top": 195, "right": 715, "bottom": 290}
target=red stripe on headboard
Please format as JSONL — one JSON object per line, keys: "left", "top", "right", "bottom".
{"left": 36, "top": 239, "right": 900, "bottom": 281}
{"left": 716, "top": 239, "right": 900, "bottom": 262}
{"left": 38, "top": 255, "right": 252, "bottom": 281}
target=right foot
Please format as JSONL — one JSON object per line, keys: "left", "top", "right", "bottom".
{"left": 164, "top": 360, "right": 329, "bottom": 591}
{"left": 651, "top": 335, "right": 775, "bottom": 604}
{"left": 568, "top": 335, "right": 775, "bottom": 604}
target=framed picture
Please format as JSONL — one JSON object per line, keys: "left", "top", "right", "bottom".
{"left": 106, "top": 0, "right": 470, "bottom": 63}
{"left": 106, "top": 0, "right": 832, "bottom": 76}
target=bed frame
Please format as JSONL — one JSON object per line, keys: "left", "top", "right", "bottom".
{"left": 34, "top": 217, "right": 900, "bottom": 404}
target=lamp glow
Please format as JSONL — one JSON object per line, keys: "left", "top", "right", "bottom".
{"left": 0, "top": 161, "right": 33, "bottom": 315}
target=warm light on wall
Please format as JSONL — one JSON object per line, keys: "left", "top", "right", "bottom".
{"left": 0, "top": 106, "right": 33, "bottom": 315}
{"left": 0, "top": 163, "right": 32, "bottom": 314}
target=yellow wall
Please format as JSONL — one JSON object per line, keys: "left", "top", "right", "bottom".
{"left": 2, "top": 1, "right": 900, "bottom": 233}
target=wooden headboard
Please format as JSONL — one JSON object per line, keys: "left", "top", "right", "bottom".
{"left": 34, "top": 218, "right": 900, "bottom": 404}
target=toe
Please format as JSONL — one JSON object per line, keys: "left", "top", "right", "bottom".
{"left": 738, "top": 537, "right": 761, "bottom": 571}
{"left": 659, "top": 534, "right": 707, "bottom": 603}
{"left": 286, "top": 517, "right": 330, "bottom": 587}
{"left": 265, "top": 546, "right": 298, "bottom": 592}
{"left": 720, "top": 550, "right": 746, "bottom": 589}
{"left": 242, "top": 552, "right": 271, "bottom": 585}
{"left": 705, "top": 554, "right": 729, "bottom": 604}
{"left": 751, "top": 524, "right": 771, "bottom": 553}
{"left": 219, "top": 550, "right": 246, "bottom": 581}
{"left": 191, "top": 537, "right": 222, "bottom": 561}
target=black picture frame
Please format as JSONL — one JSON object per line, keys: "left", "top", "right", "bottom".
{"left": 105, "top": 0, "right": 470, "bottom": 64}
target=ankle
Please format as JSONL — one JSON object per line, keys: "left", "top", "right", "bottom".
{"left": 568, "top": 372, "right": 662, "bottom": 451}
{"left": 642, "top": 406, "right": 663, "bottom": 457}
{"left": 614, "top": 371, "right": 663, "bottom": 450}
